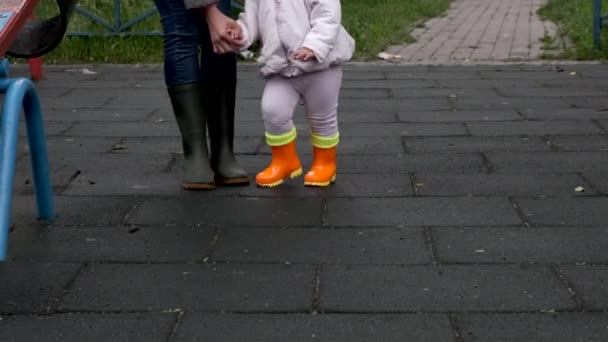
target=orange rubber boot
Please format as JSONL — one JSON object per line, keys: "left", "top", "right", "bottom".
{"left": 256, "top": 140, "right": 303, "bottom": 187}
{"left": 304, "top": 146, "right": 337, "bottom": 187}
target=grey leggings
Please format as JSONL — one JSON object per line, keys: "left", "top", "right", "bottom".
{"left": 261, "top": 67, "right": 343, "bottom": 137}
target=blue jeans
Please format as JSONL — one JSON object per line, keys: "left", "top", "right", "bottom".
{"left": 153, "top": 0, "right": 236, "bottom": 86}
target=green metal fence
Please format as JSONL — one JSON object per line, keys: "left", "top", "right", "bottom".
{"left": 66, "top": 0, "right": 243, "bottom": 37}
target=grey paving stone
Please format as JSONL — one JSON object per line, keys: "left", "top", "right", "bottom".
{"left": 467, "top": 121, "right": 604, "bottom": 136}
{"left": 43, "top": 89, "right": 112, "bottom": 109}
{"left": 563, "top": 97, "right": 608, "bottom": 108}
{"left": 337, "top": 123, "right": 467, "bottom": 137}
{"left": 517, "top": 198, "right": 608, "bottom": 226}
{"left": 334, "top": 136, "right": 405, "bottom": 154}
{"left": 538, "top": 78, "right": 608, "bottom": 88}
{"left": 391, "top": 88, "right": 498, "bottom": 98}
{"left": 340, "top": 99, "right": 452, "bottom": 112}
{"left": 2, "top": 312, "right": 175, "bottom": 342}
{"left": 95, "top": 70, "right": 163, "bottom": 81}
{"left": 11, "top": 195, "right": 137, "bottom": 227}
{"left": 64, "top": 121, "right": 180, "bottom": 137}
{"left": 433, "top": 226, "right": 608, "bottom": 264}
{"left": 398, "top": 110, "right": 521, "bottom": 122}
{"left": 32, "top": 87, "right": 73, "bottom": 98}
{"left": 415, "top": 173, "right": 592, "bottom": 196}
{"left": 173, "top": 313, "right": 454, "bottom": 342}
{"left": 20, "top": 137, "right": 120, "bottom": 155}
{"left": 8, "top": 225, "right": 216, "bottom": 262}
{"left": 212, "top": 227, "right": 430, "bottom": 265}
{"left": 341, "top": 79, "right": 437, "bottom": 89}
{"left": 583, "top": 172, "right": 608, "bottom": 193}
{"left": 127, "top": 197, "right": 323, "bottom": 227}
{"left": 387, "top": 72, "right": 481, "bottom": 80}
{"left": 346, "top": 65, "right": 430, "bottom": 73}
{"left": 337, "top": 154, "right": 487, "bottom": 174}
{"left": 320, "top": 265, "right": 574, "bottom": 312}
{"left": 12, "top": 158, "right": 79, "bottom": 192}
{"left": 342, "top": 72, "right": 387, "bottom": 80}
{"left": 337, "top": 111, "right": 397, "bottom": 123}
{"left": 41, "top": 80, "right": 139, "bottom": 89}
{"left": 60, "top": 264, "right": 315, "bottom": 312}
{"left": 458, "top": 313, "right": 608, "bottom": 342}
{"left": 18, "top": 121, "right": 72, "bottom": 137}
{"left": 341, "top": 89, "right": 391, "bottom": 99}
{"left": 105, "top": 88, "right": 171, "bottom": 109}
{"left": 326, "top": 197, "right": 521, "bottom": 227}
{"left": 437, "top": 79, "right": 542, "bottom": 88}
{"left": 62, "top": 171, "right": 200, "bottom": 196}
{"left": 404, "top": 136, "right": 550, "bottom": 153}
{"left": 427, "top": 65, "right": 520, "bottom": 73}
{"left": 239, "top": 173, "right": 413, "bottom": 198}
{"left": 497, "top": 87, "right": 608, "bottom": 97}
{"left": 40, "top": 153, "right": 174, "bottom": 196}
{"left": 547, "top": 136, "right": 608, "bottom": 152}
{"left": 116, "top": 136, "right": 261, "bottom": 155}
{"left": 478, "top": 71, "right": 577, "bottom": 80}
{"left": 0, "top": 262, "right": 82, "bottom": 313}
{"left": 486, "top": 152, "right": 608, "bottom": 173}
{"left": 42, "top": 108, "right": 154, "bottom": 122}
{"left": 559, "top": 265, "right": 608, "bottom": 310}
{"left": 454, "top": 98, "right": 571, "bottom": 111}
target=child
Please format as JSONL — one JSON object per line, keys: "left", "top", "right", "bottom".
{"left": 233, "top": 0, "right": 355, "bottom": 187}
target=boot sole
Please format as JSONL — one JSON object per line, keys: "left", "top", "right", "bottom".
{"left": 304, "top": 174, "right": 336, "bottom": 187}
{"left": 257, "top": 168, "right": 302, "bottom": 188}
{"left": 182, "top": 182, "right": 216, "bottom": 191}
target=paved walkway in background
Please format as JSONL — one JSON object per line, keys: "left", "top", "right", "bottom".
{"left": 385, "top": 0, "right": 560, "bottom": 63}
{"left": 2, "top": 63, "right": 608, "bottom": 341}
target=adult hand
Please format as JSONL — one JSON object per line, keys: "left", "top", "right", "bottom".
{"left": 204, "top": 4, "right": 241, "bottom": 54}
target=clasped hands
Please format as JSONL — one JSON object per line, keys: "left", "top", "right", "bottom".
{"left": 205, "top": 6, "right": 315, "bottom": 60}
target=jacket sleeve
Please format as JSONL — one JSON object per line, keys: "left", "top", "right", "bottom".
{"left": 302, "top": 0, "right": 341, "bottom": 63}
{"left": 183, "top": 0, "right": 218, "bottom": 9}
{"left": 236, "top": 0, "right": 259, "bottom": 50}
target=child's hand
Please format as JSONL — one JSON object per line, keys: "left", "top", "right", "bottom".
{"left": 227, "top": 26, "right": 244, "bottom": 43}
{"left": 292, "top": 48, "right": 316, "bottom": 61}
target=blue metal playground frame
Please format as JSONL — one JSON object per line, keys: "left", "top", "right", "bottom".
{"left": 0, "top": 59, "right": 55, "bottom": 261}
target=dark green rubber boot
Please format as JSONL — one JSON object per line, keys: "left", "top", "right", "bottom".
{"left": 204, "top": 79, "right": 250, "bottom": 185}
{"left": 167, "top": 83, "right": 216, "bottom": 190}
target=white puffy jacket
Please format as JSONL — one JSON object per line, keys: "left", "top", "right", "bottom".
{"left": 236, "top": 0, "right": 355, "bottom": 77}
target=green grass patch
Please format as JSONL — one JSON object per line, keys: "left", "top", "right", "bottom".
{"left": 538, "top": 0, "right": 608, "bottom": 60}
{"left": 27, "top": 0, "right": 450, "bottom": 64}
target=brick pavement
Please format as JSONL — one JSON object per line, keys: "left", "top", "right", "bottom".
{"left": 384, "top": 0, "right": 561, "bottom": 63}
{"left": 2, "top": 63, "right": 608, "bottom": 341}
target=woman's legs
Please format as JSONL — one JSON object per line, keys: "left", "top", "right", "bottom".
{"left": 154, "top": 0, "right": 215, "bottom": 190}
{"left": 199, "top": 0, "right": 249, "bottom": 185}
